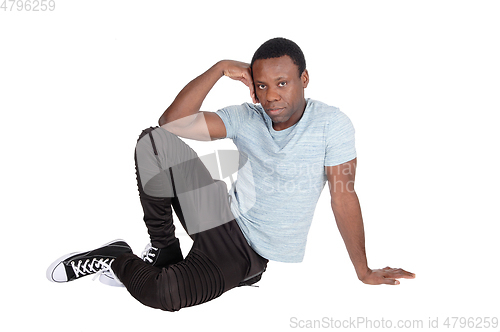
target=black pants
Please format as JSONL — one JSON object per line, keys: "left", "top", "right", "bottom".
{"left": 112, "top": 126, "right": 268, "bottom": 312}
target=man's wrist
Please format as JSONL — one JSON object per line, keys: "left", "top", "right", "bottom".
{"left": 214, "top": 60, "right": 229, "bottom": 77}
{"left": 356, "top": 266, "right": 371, "bottom": 281}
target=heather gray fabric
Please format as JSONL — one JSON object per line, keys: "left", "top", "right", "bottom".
{"left": 216, "top": 99, "right": 356, "bottom": 262}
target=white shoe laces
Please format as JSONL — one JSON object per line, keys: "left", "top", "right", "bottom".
{"left": 92, "top": 260, "right": 120, "bottom": 284}
{"left": 70, "top": 257, "right": 115, "bottom": 278}
{"left": 141, "top": 243, "right": 158, "bottom": 263}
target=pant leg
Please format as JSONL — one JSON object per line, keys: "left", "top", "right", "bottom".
{"left": 134, "top": 126, "right": 234, "bottom": 240}
{"left": 113, "top": 219, "right": 267, "bottom": 312}
{"left": 116, "top": 126, "right": 268, "bottom": 311}
{"left": 134, "top": 127, "right": 180, "bottom": 249}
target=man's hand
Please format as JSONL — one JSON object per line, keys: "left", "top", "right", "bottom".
{"left": 221, "top": 60, "right": 258, "bottom": 104}
{"left": 359, "top": 266, "right": 416, "bottom": 285}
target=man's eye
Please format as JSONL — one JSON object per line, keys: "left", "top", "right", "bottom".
{"left": 258, "top": 84, "right": 266, "bottom": 90}
{"left": 278, "top": 82, "right": 287, "bottom": 87}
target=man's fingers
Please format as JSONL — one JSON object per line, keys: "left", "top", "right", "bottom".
{"left": 221, "top": 61, "right": 257, "bottom": 103}
{"left": 234, "top": 74, "right": 251, "bottom": 87}
{"left": 376, "top": 276, "right": 399, "bottom": 285}
{"left": 400, "top": 271, "right": 416, "bottom": 279}
{"left": 249, "top": 84, "right": 257, "bottom": 104}
{"left": 251, "top": 93, "right": 258, "bottom": 104}
{"left": 392, "top": 268, "right": 416, "bottom": 278}
{"left": 362, "top": 267, "right": 415, "bottom": 285}
{"left": 238, "top": 73, "right": 256, "bottom": 99}
{"left": 388, "top": 279, "right": 400, "bottom": 285}
{"left": 385, "top": 268, "right": 416, "bottom": 279}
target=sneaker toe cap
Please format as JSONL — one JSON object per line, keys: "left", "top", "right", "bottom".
{"left": 47, "top": 262, "right": 68, "bottom": 282}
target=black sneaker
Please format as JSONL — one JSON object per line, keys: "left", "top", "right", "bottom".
{"left": 46, "top": 239, "right": 132, "bottom": 286}
{"left": 141, "top": 239, "right": 183, "bottom": 268}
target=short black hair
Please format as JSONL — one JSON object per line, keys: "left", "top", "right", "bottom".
{"left": 251, "top": 37, "right": 306, "bottom": 77}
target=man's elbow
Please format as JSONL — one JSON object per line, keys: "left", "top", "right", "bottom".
{"left": 158, "top": 113, "right": 168, "bottom": 126}
{"left": 159, "top": 106, "right": 176, "bottom": 127}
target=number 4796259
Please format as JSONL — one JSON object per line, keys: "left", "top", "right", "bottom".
{"left": 1, "top": 0, "right": 56, "bottom": 11}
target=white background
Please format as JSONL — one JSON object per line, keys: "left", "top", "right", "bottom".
{"left": 1, "top": 1, "right": 499, "bottom": 331}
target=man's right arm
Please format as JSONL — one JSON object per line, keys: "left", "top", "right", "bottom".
{"left": 159, "top": 60, "right": 255, "bottom": 141}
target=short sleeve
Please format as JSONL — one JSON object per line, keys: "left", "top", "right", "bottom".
{"left": 324, "top": 109, "right": 357, "bottom": 166}
{"left": 215, "top": 104, "right": 251, "bottom": 139}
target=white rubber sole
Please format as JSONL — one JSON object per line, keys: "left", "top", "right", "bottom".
{"left": 98, "top": 273, "right": 125, "bottom": 287}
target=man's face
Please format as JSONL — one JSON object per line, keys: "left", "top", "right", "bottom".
{"left": 252, "top": 55, "right": 309, "bottom": 131}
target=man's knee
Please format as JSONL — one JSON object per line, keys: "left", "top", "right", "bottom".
{"left": 137, "top": 126, "right": 159, "bottom": 142}
{"left": 135, "top": 126, "right": 174, "bottom": 198}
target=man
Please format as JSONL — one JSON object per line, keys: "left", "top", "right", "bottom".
{"left": 47, "top": 38, "right": 415, "bottom": 311}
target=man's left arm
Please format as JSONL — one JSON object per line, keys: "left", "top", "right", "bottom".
{"left": 326, "top": 158, "right": 415, "bottom": 285}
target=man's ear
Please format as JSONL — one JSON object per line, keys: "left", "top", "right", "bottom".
{"left": 301, "top": 69, "right": 309, "bottom": 88}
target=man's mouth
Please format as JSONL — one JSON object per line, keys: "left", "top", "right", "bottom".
{"left": 266, "top": 107, "right": 285, "bottom": 116}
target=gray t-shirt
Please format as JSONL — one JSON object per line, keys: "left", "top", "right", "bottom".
{"left": 216, "top": 99, "right": 356, "bottom": 262}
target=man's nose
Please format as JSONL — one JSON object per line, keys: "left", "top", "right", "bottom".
{"left": 266, "top": 87, "right": 281, "bottom": 102}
